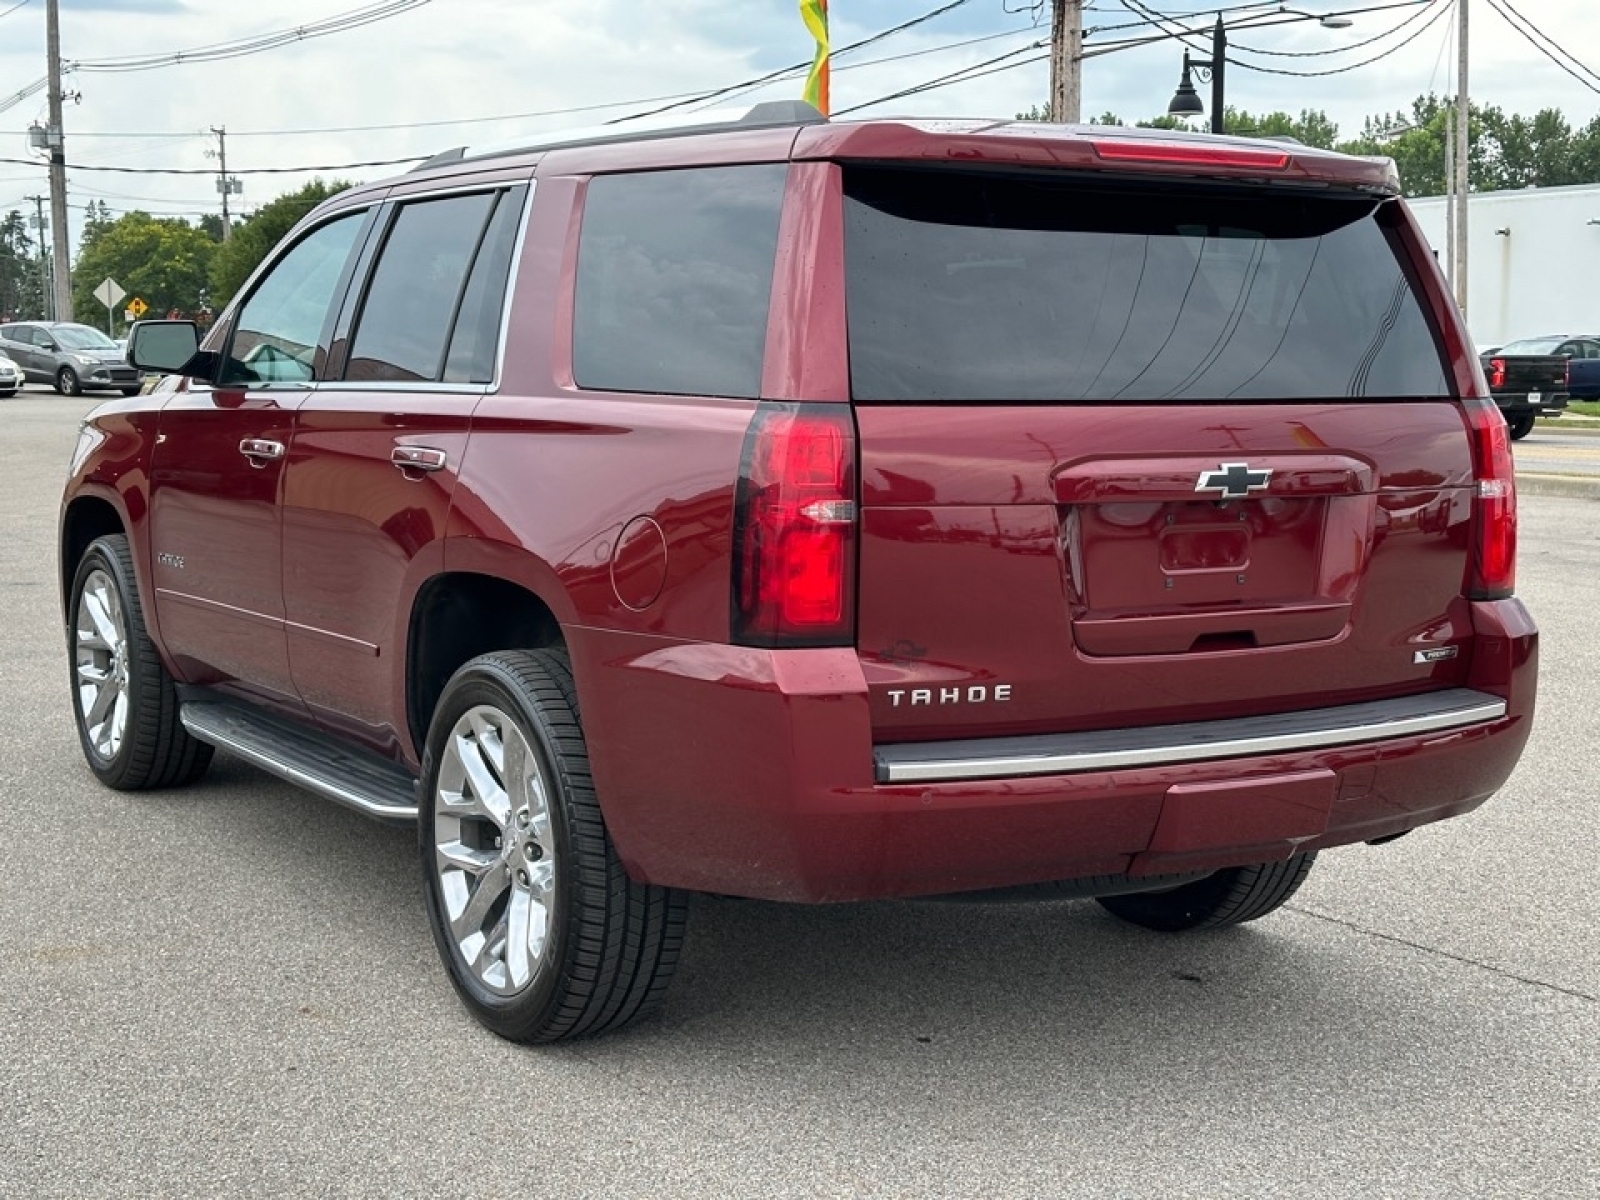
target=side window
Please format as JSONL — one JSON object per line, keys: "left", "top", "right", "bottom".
{"left": 344, "top": 192, "right": 497, "bottom": 383}
{"left": 572, "top": 164, "right": 787, "bottom": 398}
{"left": 443, "top": 190, "right": 524, "bottom": 384}
{"left": 224, "top": 212, "right": 365, "bottom": 386}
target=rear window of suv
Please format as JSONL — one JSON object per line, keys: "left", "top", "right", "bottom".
{"left": 842, "top": 167, "right": 1449, "bottom": 403}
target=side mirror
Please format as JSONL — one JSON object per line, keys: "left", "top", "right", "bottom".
{"left": 128, "top": 320, "right": 202, "bottom": 374}
{"left": 40, "top": 339, "right": 58, "bottom": 351}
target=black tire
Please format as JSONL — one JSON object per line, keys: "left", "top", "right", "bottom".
{"left": 1095, "top": 853, "right": 1316, "bottom": 932}
{"left": 1506, "top": 412, "right": 1536, "bottom": 440}
{"left": 419, "top": 648, "right": 689, "bottom": 1042}
{"left": 67, "top": 534, "right": 213, "bottom": 790}
{"left": 55, "top": 365, "right": 81, "bottom": 396}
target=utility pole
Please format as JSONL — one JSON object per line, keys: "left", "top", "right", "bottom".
{"left": 25, "top": 194, "right": 51, "bottom": 319}
{"left": 1050, "top": 0, "right": 1083, "bottom": 123}
{"left": 1454, "top": 0, "right": 1470, "bottom": 315}
{"left": 44, "top": 0, "right": 72, "bottom": 322}
{"left": 209, "top": 126, "right": 241, "bottom": 241}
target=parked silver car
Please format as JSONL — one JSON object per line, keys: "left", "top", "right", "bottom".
{"left": 0, "top": 321, "right": 141, "bottom": 396}
{"left": 0, "top": 350, "right": 20, "bottom": 397}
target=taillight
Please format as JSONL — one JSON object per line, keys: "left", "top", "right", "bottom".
{"left": 1488, "top": 357, "right": 1506, "bottom": 388}
{"left": 1564, "top": 359, "right": 1571, "bottom": 389}
{"left": 731, "top": 403, "right": 857, "bottom": 647}
{"left": 1462, "top": 396, "right": 1516, "bottom": 599}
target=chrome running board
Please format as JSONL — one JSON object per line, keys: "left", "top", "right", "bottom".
{"left": 181, "top": 699, "right": 419, "bottom": 824}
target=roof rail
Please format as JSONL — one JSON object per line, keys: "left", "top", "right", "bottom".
{"left": 410, "top": 99, "right": 826, "bottom": 174}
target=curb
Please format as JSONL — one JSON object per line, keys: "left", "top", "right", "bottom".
{"left": 1516, "top": 472, "right": 1600, "bottom": 500}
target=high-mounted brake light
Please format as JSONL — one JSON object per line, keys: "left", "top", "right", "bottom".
{"left": 731, "top": 404, "right": 858, "bottom": 647}
{"left": 1090, "top": 139, "right": 1290, "bottom": 170}
{"left": 1488, "top": 357, "right": 1506, "bottom": 388}
{"left": 1461, "top": 396, "right": 1516, "bottom": 599}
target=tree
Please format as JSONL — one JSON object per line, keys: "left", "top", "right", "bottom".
{"left": 209, "top": 179, "right": 354, "bottom": 310}
{"left": 0, "top": 211, "right": 43, "bottom": 321}
{"left": 70, "top": 212, "right": 216, "bottom": 333}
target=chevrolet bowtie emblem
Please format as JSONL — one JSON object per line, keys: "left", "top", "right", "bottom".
{"left": 1196, "top": 462, "right": 1272, "bottom": 499}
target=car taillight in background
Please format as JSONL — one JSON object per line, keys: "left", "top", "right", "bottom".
{"left": 1488, "top": 357, "right": 1506, "bottom": 388}
{"left": 1462, "top": 396, "right": 1517, "bottom": 599}
{"left": 731, "top": 403, "right": 858, "bottom": 648}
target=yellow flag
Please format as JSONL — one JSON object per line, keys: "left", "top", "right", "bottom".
{"left": 801, "top": 0, "right": 829, "bottom": 116}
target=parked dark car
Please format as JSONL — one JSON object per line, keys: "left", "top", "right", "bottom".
{"left": 62, "top": 106, "right": 1537, "bottom": 1042}
{"left": 1492, "top": 334, "right": 1600, "bottom": 402}
{"left": 0, "top": 321, "right": 141, "bottom": 396}
{"left": 1478, "top": 335, "right": 1597, "bottom": 438}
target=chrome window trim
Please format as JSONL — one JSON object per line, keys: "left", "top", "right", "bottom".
{"left": 873, "top": 689, "right": 1509, "bottom": 785}
{"left": 487, "top": 179, "right": 536, "bottom": 394}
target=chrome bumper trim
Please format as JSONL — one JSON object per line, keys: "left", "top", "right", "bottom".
{"left": 873, "top": 688, "right": 1508, "bottom": 785}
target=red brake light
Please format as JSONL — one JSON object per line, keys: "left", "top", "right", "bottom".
{"left": 732, "top": 404, "right": 857, "bottom": 647}
{"left": 1090, "top": 139, "right": 1290, "bottom": 170}
{"left": 1488, "top": 357, "right": 1506, "bottom": 388}
{"left": 1462, "top": 396, "right": 1516, "bottom": 599}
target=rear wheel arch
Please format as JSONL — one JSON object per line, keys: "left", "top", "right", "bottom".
{"left": 407, "top": 572, "right": 565, "bottom": 756}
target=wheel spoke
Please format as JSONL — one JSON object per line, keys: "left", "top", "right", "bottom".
{"left": 436, "top": 840, "right": 496, "bottom": 876}
{"left": 76, "top": 661, "right": 111, "bottom": 687}
{"left": 454, "top": 727, "right": 509, "bottom": 827}
{"left": 84, "top": 674, "right": 119, "bottom": 729}
{"left": 503, "top": 882, "right": 549, "bottom": 990}
{"left": 451, "top": 866, "right": 509, "bottom": 943}
{"left": 83, "top": 585, "right": 121, "bottom": 653}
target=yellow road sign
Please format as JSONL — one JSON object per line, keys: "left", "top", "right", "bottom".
{"left": 126, "top": 297, "right": 148, "bottom": 318}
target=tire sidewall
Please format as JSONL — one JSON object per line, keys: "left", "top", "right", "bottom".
{"left": 56, "top": 366, "right": 80, "bottom": 396}
{"left": 418, "top": 658, "right": 577, "bottom": 1034}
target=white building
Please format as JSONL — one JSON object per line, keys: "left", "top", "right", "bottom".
{"left": 1409, "top": 184, "right": 1600, "bottom": 349}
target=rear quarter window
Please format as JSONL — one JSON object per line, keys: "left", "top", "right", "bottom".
{"left": 572, "top": 164, "right": 787, "bottom": 399}
{"left": 843, "top": 167, "right": 1450, "bottom": 403}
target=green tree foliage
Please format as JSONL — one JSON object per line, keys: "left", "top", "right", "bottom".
{"left": 209, "top": 179, "right": 353, "bottom": 311}
{"left": 70, "top": 212, "right": 216, "bottom": 334}
{"left": 0, "top": 210, "right": 44, "bottom": 321}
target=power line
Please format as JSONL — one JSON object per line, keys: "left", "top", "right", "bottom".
{"left": 835, "top": 46, "right": 1049, "bottom": 114}
{"left": 1119, "top": 0, "right": 1454, "bottom": 78}
{"left": 0, "top": 154, "right": 423, "bottom": 176}
{"left": 1483, "top": 0, "right": 1600, "bottom": 94}
{"left": 0, "top": 0, "right": 33, "bottom": 20}
{"left": 71, "top": 0, "right": 434, "bottom": 72}
{"left": 0, "top": 25, "right": 1045, "bottom": 142}
{"left": 1225, "top": 0, "right": 1454, "bottom": 77}
{"left": 0, "top": 0, "right": 434, "bottom": 114}
{"left": 612, "top": 0, "right": 979, "bottom": 123}
{"left": 1229, "top": 0, "right": 1444, "bottom": 57}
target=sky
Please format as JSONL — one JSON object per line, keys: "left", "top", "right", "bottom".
{"left": 1, "top": 0, "right": 1598, "bottom": 251}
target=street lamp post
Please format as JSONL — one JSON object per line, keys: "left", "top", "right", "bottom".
{"left": 1162, "top": 8, "right": 1354, "bottom": 134}
{"left": 1168, "top": 17, "right": 1228, "bottom": 135}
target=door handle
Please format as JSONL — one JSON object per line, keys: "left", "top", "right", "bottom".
{"left": 391, "top": 446, "right": 448, "bottom": 474}
{"left": 239, "top": 438, "right": 285, "bottom": 467}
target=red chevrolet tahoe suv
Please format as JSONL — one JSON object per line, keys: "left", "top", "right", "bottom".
{"left": 61, "top": 103, "right": 1537, "bottom": 1042}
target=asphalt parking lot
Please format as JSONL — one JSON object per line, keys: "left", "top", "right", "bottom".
{"left": 2, "top": 390, "right": 1596, "bottom": 1198}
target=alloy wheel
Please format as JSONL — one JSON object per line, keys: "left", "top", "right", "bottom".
{"left": 432, "top": 704, "right": 557, "bottom": 996}
{"left": 73, "top": 568, "right": 130, "bottom": 761}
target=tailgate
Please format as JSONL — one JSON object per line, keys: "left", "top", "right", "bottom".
{"left": 838, "top": 165, "right": 1473, "bottom": 744}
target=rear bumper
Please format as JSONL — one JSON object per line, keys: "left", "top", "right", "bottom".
{"left": 1494, "top": 392, "right": 1568, "bottom": 417}
{"left": 571, "top": 598, "right": 1536, "bottom": 902}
